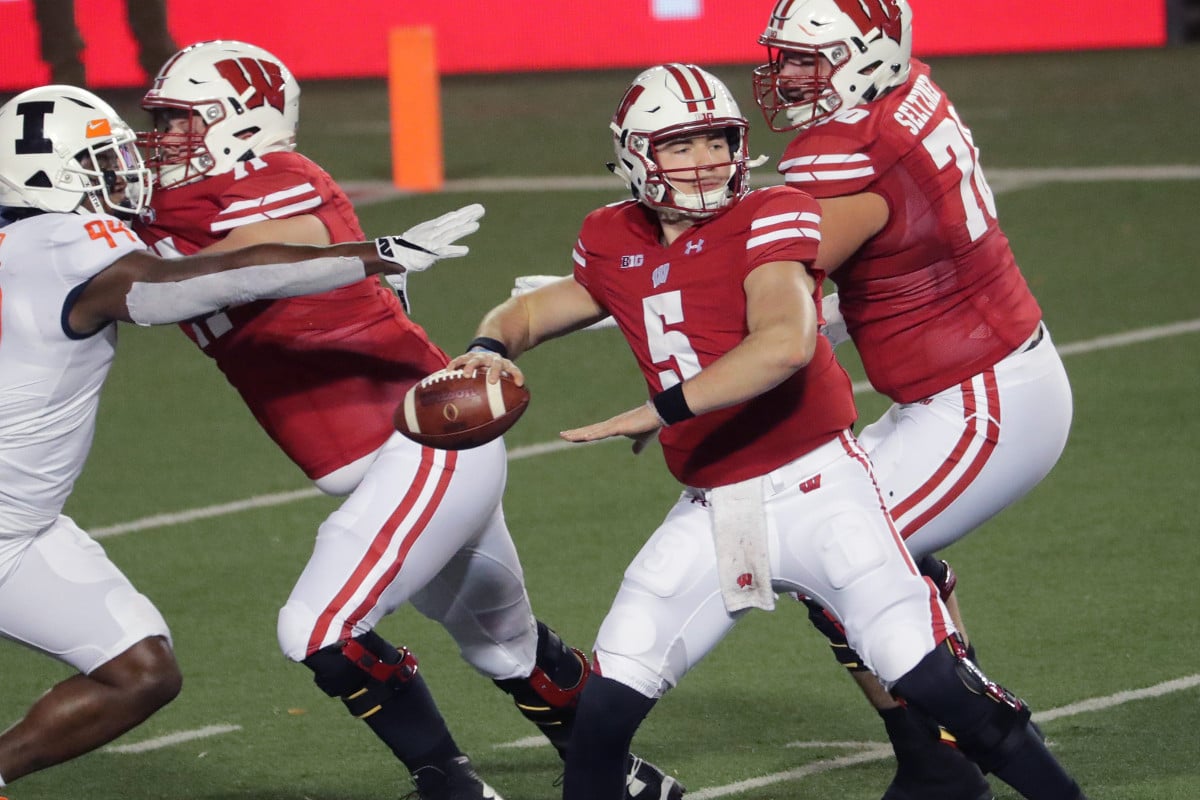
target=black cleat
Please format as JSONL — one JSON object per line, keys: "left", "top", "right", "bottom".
{"left": 880, "top": 708, "right": 992, "bottom": 800}
{"left": 626, "top": 754, "right": 685, "bottom": 800}
{"left": 410, "top": 756, "right": 503, "bottom": 800}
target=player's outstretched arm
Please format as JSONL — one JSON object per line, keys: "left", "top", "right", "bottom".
{"left": 448, "top": 275, "right": 608, "bottom": 382}
{"left": 67, "top": 209, "right": 484, "bottom": 333}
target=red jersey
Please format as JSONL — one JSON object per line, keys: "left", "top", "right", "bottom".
{"left": 778, "top": 59, "right": 1041, "bottom": 403}
{"left": 573, "top": 187, "right": 857, "bottom": 489}
{"left": 135, "top": 151, "right": 447, "bottom": 479}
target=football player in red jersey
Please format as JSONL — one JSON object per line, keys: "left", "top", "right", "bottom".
{"left": 134, "top": 40, "right": 680, "bottom": 800}
{"left": 752, "top": 1, "right": 1074, "bottom": 798}
{"left": 450, "top": 64, "right": 1087, "bottom": 800}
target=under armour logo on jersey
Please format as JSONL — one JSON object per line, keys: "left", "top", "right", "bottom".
{"left": 798, "top": 475, "right": 822, "bottom": 494}
{"left": 684, "top": 238, "right": 704, "bottom": 255}
{"left": 621, "top": 253, "right": 644, "bottom": 269}
{"left": 652, "top": 262, "right": 671, "bottom": 288}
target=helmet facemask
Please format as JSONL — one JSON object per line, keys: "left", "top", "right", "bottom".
{"left": 73, "top": 133, "right": 153, "bottom": 218}
{"left": 138, "top": 104, "right": 225, "bottom": 189}
{"left": 754, "top": 0, "right": 913, "bottom": 132}
{"left": 753, "top": 43, "right": 853, "bottom": 132}
{"left": 609, "top": 64, "right": 760, "bottom": 222}
{"left": 633, "top": 124, "right": 749, "bottom": 220}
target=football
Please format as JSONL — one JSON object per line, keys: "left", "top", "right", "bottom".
{"left": 395, "top": 368, "right": 530, "bottom": 450}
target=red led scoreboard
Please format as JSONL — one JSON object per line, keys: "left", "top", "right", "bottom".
{"left": 0, "top": 0, "right": 1167, "bottom": 91}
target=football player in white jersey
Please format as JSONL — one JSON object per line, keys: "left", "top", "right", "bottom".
{"left": 0, "top": 84, "right": 479, "bottom": 788}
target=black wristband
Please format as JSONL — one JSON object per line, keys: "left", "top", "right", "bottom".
{"left": 468, "top": 336, "right": 509, "bottom": 359}
{"left": 652, "top": 383, "right": 695, "bottom": 426}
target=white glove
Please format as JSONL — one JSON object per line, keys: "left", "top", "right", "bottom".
{"left": 376, "top": 203, "right": 485, "bottom": 274}
{"left": 819, "top": 291, "right": 850, "bottom": 347}
{"left": 511, "top": 274, "right": 563, "bottom": 296}
{"left": 511, "top": 274, "right": 618, "bottom": 332}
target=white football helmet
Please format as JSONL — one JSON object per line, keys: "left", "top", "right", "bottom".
{"left": 610, "top": 64, "right": 757, "bottom": 219}
{"left": 139, "top": 40, "right": 300, "bottom": 189}
{"left": 753, "top": 0, "right": 913, "bottom": 131}
{"left": 0, "top": 85, "right": 150, "bottom": 216}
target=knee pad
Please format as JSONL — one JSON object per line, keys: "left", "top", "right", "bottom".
{"left": 916, "top": 555, "right": 958, "bottom": 602}
{"left": 495, "top": 622, "right": 589, "bottom": 755}
{"left": 891, "top": 635, "right": 1031, "bottom": 773}
{"left": 302, "top": 631, "right": 419, "bottom": 719}
{"left": 796, "top": 594, "right": 869, "bottom": 673}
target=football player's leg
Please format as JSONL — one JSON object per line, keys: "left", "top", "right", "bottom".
{"left": 410, "top": 472, "right": 684, "bottom": 800}
{"left": 0, "top": 517, "right": 181, "bottom": 784}
{"left": 279, "top": 439, "right": 506, "bottom": 788}
{"left": 891, "top": 636, "right": 1085, "bottom": 800}
{"left": 406, "top": 494, "right": 578, "bottom": 752}
{"left": 565, "top": 495, "right": 729, "bottom": 800}
{"left": 779, "top": 434, "right": 992, "bottom": 800}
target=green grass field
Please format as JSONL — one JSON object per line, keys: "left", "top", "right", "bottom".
{"left": 3, "top": 46, "right": 1199, "bottom": 800}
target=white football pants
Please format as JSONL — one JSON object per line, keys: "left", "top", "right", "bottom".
{"left": 0, "top": 516, "right": 171, "bottom": 674}
{"left": 860, "top": 323, "right": 1073, "bottom": 557}
{"left": 277, "top": 432, "right": 538, "bottom": 681}
{"left": 593, "top": 431, "right": 954, "bottom": 699}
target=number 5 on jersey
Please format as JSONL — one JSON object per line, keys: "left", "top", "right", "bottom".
{"left": 644, "top": 290, "right": 701, "bottom": 389}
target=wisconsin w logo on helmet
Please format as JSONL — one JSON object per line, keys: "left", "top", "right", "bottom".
{"left": 841, "top": 0, "right": 905, "bottom": 45}
{"left": 213, "top": 57, "right": 287, "bottom": 114}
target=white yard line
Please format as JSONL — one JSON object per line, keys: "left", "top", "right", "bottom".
{"left": 104, "top": 673, "right": 1200, "bottom": 800}
{"left": 91, "top": 317, "right": 1200, "bottom": 540}
{"left": 104, "top": 724, "right": 242, "bottom": 754}
{"left": 682, "top": 673, "right": 1200, "bottom": 800}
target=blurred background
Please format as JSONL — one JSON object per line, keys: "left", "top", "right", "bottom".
{"left": 0, "top": 0, "right": 1195, "bottom": 91}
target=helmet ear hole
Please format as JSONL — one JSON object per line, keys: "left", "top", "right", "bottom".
{"left": 25, "top": 171, "right": 53, "bottom": 188}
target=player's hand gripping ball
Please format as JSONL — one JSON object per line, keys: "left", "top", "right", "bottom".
{"left": 395, "top": 368, "right": 530, "bottom": 450}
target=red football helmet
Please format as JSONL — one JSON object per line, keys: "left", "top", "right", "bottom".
{"left": 139, "top": 40, "right": 300, "bottom": 189}
{"left": 753, "top": 0, "right": 913, "bottom": 132}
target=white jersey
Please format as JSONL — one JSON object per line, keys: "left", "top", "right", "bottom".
{"left": 0, "top": 211, "right": 144, "bottom": 536}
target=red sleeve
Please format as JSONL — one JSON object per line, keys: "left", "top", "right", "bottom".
{"left": 208, "top": 155, "right": 330, "bottom": 235}
{"left": 776, "top": 115, "right": 898, "bottom": 200}
{"left": 742, "top": 187, "right": 822, "bottom": 278}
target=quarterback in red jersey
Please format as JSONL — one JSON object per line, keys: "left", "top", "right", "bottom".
{"left": 753, "top": 1, "right": 1074, "bottom": 798}
{"left": 135, "top": 40, "right": 679, "bottom": 800}
{"left": 451, "top": 64, "right": 1086, "bottom": 800}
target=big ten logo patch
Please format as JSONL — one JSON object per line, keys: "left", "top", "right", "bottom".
{"left": 620, "top": 253, "right": 644, "bottom": 269}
